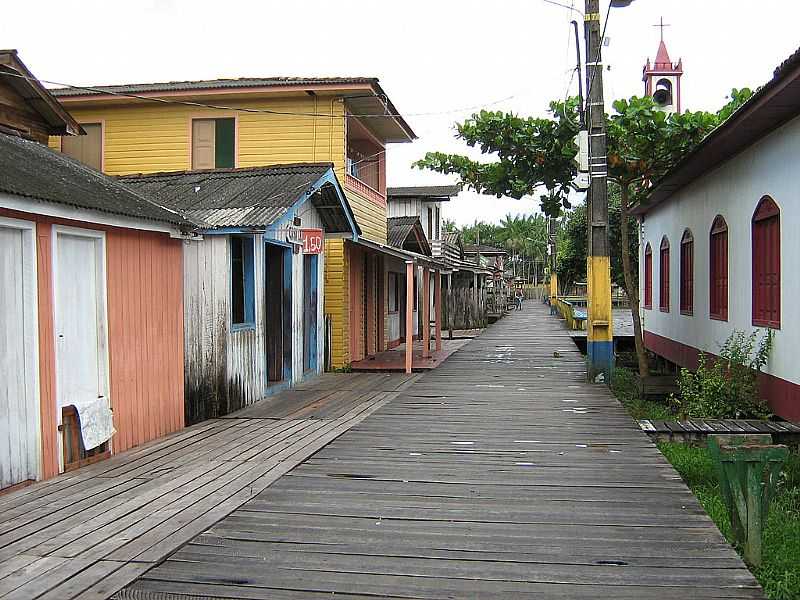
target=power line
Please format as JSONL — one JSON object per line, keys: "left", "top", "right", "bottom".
{"left": 584, "top": 0, "right": 613, "bottom": 112}
{"left": 540, "top": 0, "right": 583, "bottom": 15}
{"left": 3, "top": 68, "right": 524, "bottom": 121}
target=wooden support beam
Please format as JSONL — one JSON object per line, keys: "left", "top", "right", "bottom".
{"left": 422, "top": 267, "right": 430, "bottom": 358}
{"left": 405, "top": 261, "right": 414, "bottom": 374}
{"left": 434, "top": 269, "right": 442, "bottom": 352}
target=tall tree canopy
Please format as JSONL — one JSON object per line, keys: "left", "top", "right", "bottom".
{"left": 416, "top": 89, "right": 753, "bottom": 377}
{"left": 416, "top": 99, "right": 581, "bottom": 217}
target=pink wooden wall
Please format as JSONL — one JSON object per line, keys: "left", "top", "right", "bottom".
{"left": 0, "top": 208, "right": 185, "bottom": 480}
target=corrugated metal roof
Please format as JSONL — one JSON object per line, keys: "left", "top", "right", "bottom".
{"left": 387, "top": 216, "right": 431, "bottom": 256}
{"left": 387, "top": 216, "right": 419, "bottom": 248}
{"left": 463, "top": 244, "right": 507, "bottom": 256}
{"left": 50, "top": 76, "right": 417, "bottom": 144}
{"left": 119, "top": 163, "right": 356, "bottom": 232}
{"left": 0, "top": 133, "right": 192, "bottom": 227}
{"left": 49, "top": 77, "right": 380, "bottom": 97}
{"left": 387, "top": 185, "right": 460, "bottom": 199}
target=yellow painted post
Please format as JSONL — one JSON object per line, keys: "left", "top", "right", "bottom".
{"left": 585, "top": 0, "right": 614, "bottom": 381}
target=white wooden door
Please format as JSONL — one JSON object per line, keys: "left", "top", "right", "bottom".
{"left": 0, "top": 220, "right": 39, "bottom": 489}
{"left": 54, "top": 229, "right": 109, "bottom": 452}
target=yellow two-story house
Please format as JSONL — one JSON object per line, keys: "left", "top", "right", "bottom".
{"left": 50, "top": 77, "right": 423, "bottom": 369}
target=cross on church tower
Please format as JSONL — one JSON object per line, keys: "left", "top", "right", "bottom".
{"left": 653, "top": 16, "right": 671, "bottom": 42}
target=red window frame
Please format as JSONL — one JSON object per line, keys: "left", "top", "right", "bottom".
{"left": 644, "top": 243, "right": 652, "bottom": 309}
{"left": 752, "top": 196, "right": 780, "bottom": 328}
{"left": 659, "top": 236, "right": 670, "bottom": 312}
{"left": 679, "top": 230, "right": 694, "bottom": 315}
{"left": 709, "top": 216, "right": 728, "bottom": 321}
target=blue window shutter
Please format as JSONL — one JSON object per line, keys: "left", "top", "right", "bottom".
{"left": 243, "top": 236, "right": 255, "bottom": 324}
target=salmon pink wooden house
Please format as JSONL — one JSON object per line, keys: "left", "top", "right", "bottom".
{"left": 0, "top": 51, "right": 194, "bottom": 490}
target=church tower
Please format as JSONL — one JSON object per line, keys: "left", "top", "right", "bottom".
{"left": 642, "top": 24, "right": 683, "bottom": 114}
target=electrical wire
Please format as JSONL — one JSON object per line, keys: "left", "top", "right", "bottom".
{"left": 584, "top": 1, "right": 613, "bottom": 111}
{"left": 2, "top": 68, "right": 523, "bottom": 121}
{"left": 540, "top": 0, "right": 583, "bottom": 15}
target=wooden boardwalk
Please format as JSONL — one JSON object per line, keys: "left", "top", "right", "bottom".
{"left": 122, "top": 303, "right": 762, "bottom": 599}
{"left": 0, "top": 372, "right": 418, "bottom": 600}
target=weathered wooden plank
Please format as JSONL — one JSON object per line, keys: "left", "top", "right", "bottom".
{"left": 114, "top": 304, "right": 761, "bottom": 599}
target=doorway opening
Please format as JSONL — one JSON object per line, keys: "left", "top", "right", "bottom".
{"left": 303, "top": 254, "right": 318, "bottom": 372}
{"left": 265, "top": 243, "right": 289, "bottom": 384}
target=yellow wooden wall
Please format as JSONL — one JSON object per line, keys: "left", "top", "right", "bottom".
{"left": 51, "top": 92, "right": 390, "bottom": 368}
{"left": 323, "top": 239, "right": 349, "bottom": 367}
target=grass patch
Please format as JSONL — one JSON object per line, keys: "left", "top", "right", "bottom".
{"left": 658, "top": 442, "right": 800, "bottom": 600}
{"left": 610, "top": 367, "right": 673, "bottom": 420}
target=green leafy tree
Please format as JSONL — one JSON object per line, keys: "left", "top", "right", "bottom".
{"left": 557, "top": 187, "right": 638, "bottom": 293}
{"left": 415, "top": 99, "right": 581, "bottom": 217}
{"left": 607, "top": 92, "right": 751, "bottom": 376}
{"left": 417, "top": 90, "right": 752, "bottom": 378}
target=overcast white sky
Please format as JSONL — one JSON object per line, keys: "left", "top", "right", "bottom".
{"left": 3, "top": 1, "right": 798, "bottom": 225}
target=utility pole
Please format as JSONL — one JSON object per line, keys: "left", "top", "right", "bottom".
{"left": 548, "top": 215, "right": 558, "bottom": 314}
{"left": 584, "top": 0, "right": 614, "bottom": 381}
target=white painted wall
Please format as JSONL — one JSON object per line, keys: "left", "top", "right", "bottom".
{"left": 639, "top": 113, "right": 800, "bottom": 386}
{"left": 388, "top": 198, "right": 444, "bottom": 242}
{"left": 183, "top": 203, "right": 327, "bottom": 414}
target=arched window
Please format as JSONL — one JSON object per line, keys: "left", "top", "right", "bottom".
{"left": 644, "top": 243, "right": 653, "bottom": 309}
{"left": 710, "top": 216, "right": 728, "bottom": 320}
{"left": 659, "top": 236, "right": 670, "bottom": 312}
{"left": 752, "top": 196, "right": 780, "bottom": 328}
{"left": 680, "top": 230, "right": 694, "bottom": 315}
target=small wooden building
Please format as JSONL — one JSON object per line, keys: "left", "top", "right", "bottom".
{"left": 0, "top": 51, "right": 192, "bottom": 489}
{"left": 122, "top": 164, "right": 359, "bottom": 423}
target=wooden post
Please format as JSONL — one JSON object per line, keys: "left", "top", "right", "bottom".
{"left": 708, "top": 434, "right": 788, "bottom": 567}
{"left": 422, "top": 267, "right": 430, "bottom": 358}
{"left": 405, "top": 261, "right": 414, "bottom": 374}
{"left": 434, "top": 269, "right": 442, "bottom": 352}
{"left": 447, "top": 273, "right": 454, "bottom": 339}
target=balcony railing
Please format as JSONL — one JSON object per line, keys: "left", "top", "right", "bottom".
{"left": 345, "top": 173, "right": 385, "bottom": 206}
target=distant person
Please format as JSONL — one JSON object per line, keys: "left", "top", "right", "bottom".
{"left": 514, "top": 288, "right": 524, "bottom": 310}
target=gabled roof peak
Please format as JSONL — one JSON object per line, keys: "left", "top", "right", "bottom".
{"left": 654, "top": 40, "right": 672, "bottom": 67}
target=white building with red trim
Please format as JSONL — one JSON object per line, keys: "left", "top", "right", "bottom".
{"left": 632, "top": 46, "right": 800, "bottom": 421}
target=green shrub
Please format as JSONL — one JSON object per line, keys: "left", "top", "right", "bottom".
{"left": 671, "top": 329, "right": 773, "bottom": 420}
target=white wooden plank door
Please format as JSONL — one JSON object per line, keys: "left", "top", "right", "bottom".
{"left": 0, "top": 219, "right": 39, "bottom": 489}
{"left": 53, "top": 228, "right": 109, "bottom": 464}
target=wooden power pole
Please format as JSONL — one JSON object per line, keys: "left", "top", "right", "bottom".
{"left": 584, "top": 0, "right": 614, "bottom": 381}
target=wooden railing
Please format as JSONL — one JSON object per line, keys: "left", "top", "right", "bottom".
{"left": 345, "top": 174, "right": 385, "bottom": 206}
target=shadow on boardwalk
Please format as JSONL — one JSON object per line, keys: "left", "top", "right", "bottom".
{"left": 122, "top": 303, "right": 763, "bottom": 599}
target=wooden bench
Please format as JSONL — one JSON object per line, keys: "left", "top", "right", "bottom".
{"left": 638, "top": 375, "right": 679, "bottom": 399}
{"left": 639, "top": 418, "right": 800, "bottom": 444}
